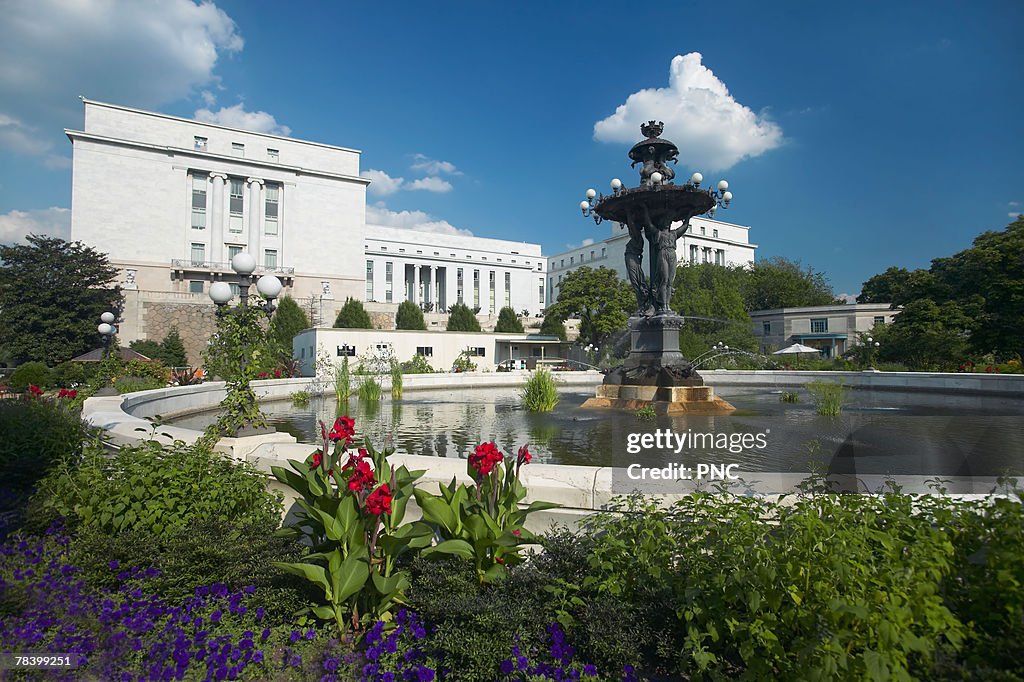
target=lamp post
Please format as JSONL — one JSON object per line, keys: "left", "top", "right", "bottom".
{"left": 94, "top": 310, "right": 119, "bottom": 396}
{"left": 208, "top": 253, "right": 283, "bottom": 435}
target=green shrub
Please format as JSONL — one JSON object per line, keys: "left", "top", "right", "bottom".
{"left": 446, "top": 303, "right": 481, "bottom": 332}
{"left": 51, "top": 360, "right": 96, "bottom": 388}
{"left": 334, "top": 357, "right": 351, "bottom": 402}
{"left": 358, "top": 375, "right": 382, "bottom": 402}
{"left": 290, "top": 389, "right": 311, "bottom": 407}
{"left": 451, "top": 350, "right": 477, "bottom": 373}
{"left": 779, "top": 390, "right": 800, "bottom": 403}
{"left": 495, "top": 306, "right": 524, "bottom": 333}
{"left": 400, "top": 353, "right": 435, "bottom": 374}
{"left": 521, "top": 368, "right": 559, "bottom": 412}
{"left": 113, "top": 376, "right": 167, "bottom": 393}
{"left": 540, "top": 315, "right": 567, "bottom": 341}
{"left": 334, "top": 297, "right": 373, "bottom": 329}
{"left": 396, "top": 300, "right": 426, "bottom": 330}
{"left": 9, "top": 361, "right": 53, "bottom": 392}
{"left": 28, "top": 440, "right": 282, "bottom": 537}
{"left": 806, "top": 380, "right": 846, "bottom": 415}
{"left": 390, "top": 360, "right": 403, "bottom": 399}
{"left": 633, "top": 404, "right": 657, "bottom": 420}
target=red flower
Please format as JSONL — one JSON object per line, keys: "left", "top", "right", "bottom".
{"left": 309, "top": 450, "right": 323, "bottom": 470}
{"left": 329, "top": 415, "right": 356, "bottom": 443}
{"left": 986, "top": 366, "right": 994, "bottom": 373}
{"left": 257, "top": 372, "right": 270, "bottom": 379}
{"left": 346, "top": 459, "right": 375, "bottom": 492}
{"left": 469, "top": 442, "right": 504, "bottom": 476}
{"left": 494, "top": 556, "right": 505, "bottom": 565}
{"left": 512, "top": 529, "right": 521, "bottom": 537}
{"left": 28, "top": 384, "right": 43, "bottom": 398}
{"left": 57, "top": 388, "right": 78, "bottom": 399}
{"left": 517, "top": 444, "right": 532, "bottom": 466}
{"left": 273, "top": 368, "right": 283, "bottom": 378}
{"left": 364, "top": 484, "right": 392, "bottom": 515}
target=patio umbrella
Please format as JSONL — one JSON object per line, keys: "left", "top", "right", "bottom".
{"left": 772, "top": 343, "right": 822, "bottom": 356}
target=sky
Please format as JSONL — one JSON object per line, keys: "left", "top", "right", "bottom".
{"left": 0, "top": 0, "right": 1021, "bottom": 299}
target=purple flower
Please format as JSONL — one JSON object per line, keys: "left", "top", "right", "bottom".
{"left": 108, "top": 560, "right": 120, "bottom": 570}
{"left": 289, "top": 629, "right": 300, "bottom": 643}
{"left": 500, "top": 659, "right": 514, "bottom": 674}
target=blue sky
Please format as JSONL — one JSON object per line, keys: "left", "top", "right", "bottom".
{"left": 1, "top": 0, "right": 1021, "bottom": 298}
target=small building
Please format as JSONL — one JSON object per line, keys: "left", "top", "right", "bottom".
{"left": 750, "top": 303, "right": 898, "bottom": 358}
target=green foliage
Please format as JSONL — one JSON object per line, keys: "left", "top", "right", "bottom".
{"left": 268, "top": 296, "right": 310, "bottom": 361}
{"left": 9, "top": 361, "right": 54, "bottom": 391}
{"left": 202, "top": 305, "right": 272, "bottom": 436}
{"left": 400, "top": 353, "right": 435, "bottom": 374}
{"left": 271, "top": 418, "right": 431, "bottom": 635}
{"left": 290, "top": 390, "right": 311, "bottom": 407}
{"left": 415, "top": 443, "right": 557, "bottom": 584}
{"left": 128, "top": 338, "right": 162, "bottom": 361}
{"left": 446, "top": 302, "right": 481, "bottom": 332}
{"left": 395, "top": 300, "right": 426, "bottom": 330}
{"left": 334, "top": 357, "right": 351, "bottom": 402}
{"left": 358, "top": 375, "right": 382, "bottom": 402}
{"left": 740, "top": 256, "right": 837, "bottom": 311}
{"left": 494, "top": 306, "right": 524, "bottom": 333}
{"left": 451, "top": 349, "right": 477, "bottom": 373}
{"left": 390, "top": 360, "right": 403, "bottom": 399}
{"left": 545, "top": 267, "right": 632, "bottom": 346}
{"left": 29, "top": 439, "right": 283, "bottom": 538}
{"left": 333, "top": 297, "right": 373, "bottom": 329}
{"left": 0, "top": 397, "right": 90, "bottom": 498}
{"left": 158, "top": 328, "right": 188, "bottom": 367}
{"left": 539, "top": 315, "right": 567, "bottom": 341}
{"left": 858, "top": 266, "right": 937, "bottom": 306}
{"left": 0, "top": 234, "right": 122, "bottom": 366}
{"left": 520, "top": 368, "right": 559, "bottom": 412}
{"left": 875, "top": 298, "right": 973, "bottom": 370}
{"left": 671, "top": 263, "right": 758, "bottom": 356}
{"left": 779, "top": 390, "right": 800, "bottom": 403}
{"left": 633, "top": 405, "right": 657, "bottom": 420}
{"left": 51, "top": 360, "right": 97, "bottom": 388}
{"left": 806, "top": 380, "right": 846, "bottom": 415}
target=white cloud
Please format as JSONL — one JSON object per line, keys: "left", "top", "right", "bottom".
{"left": 410, "top": 153, "right": 461, "bottom": 175}
{"left": 593, "top": 53, "right": 783, "bottom": 172}
{"left": 0, "top": 0, "right": 243, "bottom": 164}
{"left": 366, "top": 203, "right": 474, "bottom": 237}
{"left": 0, "top": 207, "right": 71, "bottom": 243}
{"left": 361, "top": 169, "right": 406, "bottom": 196}
{"left": 200, "top": 90, "right": 217, "bottom": 106}
{"left": 194, "top": 103, "right": 291, "bottom": 135}
{"left": 566, "top": 238, "right": 596, "bottom": 249}
{"left": 1009, "top": 201, "right": 1020, "bottom": 207}
{"left": 1010, "top": 212, "right": 1022, "bottom": 219}
{"left": 837, "top": 293, "right": 858, "bottom": 304}
{"left": 407, "top": 176, "right": 453, "bottom": 193}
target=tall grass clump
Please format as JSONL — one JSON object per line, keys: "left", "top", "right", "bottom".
{"left": 806, "top": 380, "right": 846, "bottom": 415}
{"left": 780, "top": 390, "right": 800, "bottom": 403}
{"left": 390, "top": 359, "right": 403, "bottom": 400}
{"left": 521, "top": 368, "right": 559, "bottom": 412}
{"left": 358, "top": 375, "right": 382, "bottom": 403}
{"left": 334, "top": 356, "right": 351, "bottom": 402}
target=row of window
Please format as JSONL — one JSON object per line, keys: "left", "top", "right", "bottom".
{"left": 689, "top": 246, "right": 727, "bottom": 265}
{"left": 194, "top": 136, "right": 279, "bottom": 162}
{"left": 190, "top": 172, "right": 280, "bottom": 236}
{"left": 189, "top": 243, "right": 278, "bottom": 268}
{"left": 558, "top": 247, "right": 608, "bottom": 270}
{"left": 367, "top": 262, "right": 543, "bottom": 308}
{"left": 369, "top": 244, "right": 539, "bottom": 268}
{"left": 760, "top": 316, "right": 887, "bottom": 336}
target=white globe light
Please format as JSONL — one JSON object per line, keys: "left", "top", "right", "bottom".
{"left": 867, "top": 337, "right": 873, "bottom": 343}
{"left": 586, "top": 188, "right": 597, "bottom": 199}
{"left": 691, "top": 172, "right": 703, "bottom": 186}
{"left": 209, "top": 281, "right": 233, "bottom": 305}
{"left": 874, "top": 342, "right": 880, "bottom": 347}
{"left": 100, "top": 311, "right": 115, "bottom": 324}
{"left": 98, "top": 323, "right": 113, "bottom": 336}
{"left": 651, "top": 172, "right": 662, "bottom": 184}
{"left": 610, "top": 178, "right": 622, "bottom": 190}
{"left": 579, "top": 200, "right": 590, "bottom": 211}
{"left": 722, "top": 191, "right": 733, "bottom": 202}
{"left": 723, "top": 345, "right": 729, "bottom": 350}
{"left": 231, "top": 252, "right": 257, "bottom": 275}
{"left": 256, "top": 274, "right": 283, "bottom": 300}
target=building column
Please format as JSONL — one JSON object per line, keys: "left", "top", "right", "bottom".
{"left": 246, "top": 177, "right": 264, "bottom": 261}
{"left": 428, "top": 265, "right": 437, "bottom": 311}
{"left": 412, "top": 264, "right": 421, "bottom": 304}
{"left": 209, "top": 173, "right": 227, "bottom": 263}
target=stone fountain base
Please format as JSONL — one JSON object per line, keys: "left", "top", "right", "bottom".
{"left": 581, "top": 313, "right": 736, "bottom": 415}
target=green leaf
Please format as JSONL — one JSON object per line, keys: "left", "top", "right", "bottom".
{"left": 273, "top": 561, "right": 333, "bottom": 599}
{"left": 422, "top": 538, "right": 475, "bottom": 559}
{"left": 414, "top": 489, "right": 459, "bottom": 535}
{"left": 311, "top": 605, "right": 336, "bottom": 621}
{"left": 371, "top": 570, "right": 410, "bottom": 598}
{"left": 333, "top": 552, "right": 370, "bottom": 603}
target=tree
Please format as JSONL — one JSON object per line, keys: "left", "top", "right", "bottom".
{"left": 395, "top": 300, "right": 426, "bottom": 330}
{"left": 129, "top": 339, "right": 163, "bottom": 360}
{"left": 495, "top": 306, "right": 524, "bottom": 333}
{"left": 268, "top": 296, "right": 310, "bottom": 360}
{"left": 545, "top": 266, "right": 633, "bottom": 347}
{"left": 741, "top": 257, "right": 836, "bottom": 311}
{"left": 0, "top": 235, "right": 121, "bottom": 366}
{"left": 671, "top": 263, "right": 757, "bottom": 357}
{"left": 160, "top": 328, "right": 188, "bottom": 367}
{"left": 539, "top": 315, "right": 567, "bottom": 340}
{"left": 875, "top": 299, "right": 972, "bottom": 370}
{"left": 857, "top": 267, "right": 938, "bottom": 307}
{"left": 333, "top": 298, "right": 373, "bottom": 329}
{"left": 446, "top": 302, "right": 481, "bottom": 332}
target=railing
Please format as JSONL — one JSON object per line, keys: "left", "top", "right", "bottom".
{"left": 170, "top": 259, "right": 295, "bottom": 276}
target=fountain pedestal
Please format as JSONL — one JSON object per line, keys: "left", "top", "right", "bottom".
{"left": 582, "top": 314, "right": 736, "bottom": 415}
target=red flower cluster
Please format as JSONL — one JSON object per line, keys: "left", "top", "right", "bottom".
{"left": 329, "top": 416, "right": 356, "bottom": 444}
{"left": 27, "top": 385, "right": 43, "bottom": 398}
{"left": 517, "top": 444, "right": 532, "bottom": 466}
{"left": 273, "top": 368, "right": 283, "bottom": 378}
{"left": 343, "top": 449, "right": 375, "bottom": 492}
{"left": 309, "top": 450, "right": 324, "bottom": 470}
{"left": 469, "top": 442, "right": 504, "bottom": 476}
{"left": 57, "top": 388, "right": 77, "bottom": 399}
{"left": 365, "top": 484, "right": 392, "bottom": 515}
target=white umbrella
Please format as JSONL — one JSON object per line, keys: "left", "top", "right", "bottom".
{"left": 772, "top": 343, "right": 822, "bottom": 355}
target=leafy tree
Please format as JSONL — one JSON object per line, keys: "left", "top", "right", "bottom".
{"left": 857, "top": 267, "right": 938, "bottom": 307}
{"left": 539, "top": 315, "right": 567, "bottom": 341}
{"left": 875, "top": 299, "right": 972, "bottom": 370}
{"left": 395, "top": 300, "right": 426, "bottom": 330}
{"left": 545, "top": 266, "right": 633, "bottom": 347}
{"left": 495, "top": 306, "right": 524, "bottom": 333}
{"left": 268, "top": 296, "right": 310, "bottom": 359}
{"left": 671, "top": 263, "right": 757, "bottom": 357}
{"left": 160, "top": 328, "right": 188, "bottom": 367}
{"left": 741, "top": 257, "right": 836, "bottom": 311}
{"left": 0, "top": 235, "right": 121, "bottom": 365}
{"left": 446, "top": 302, "right": 481, "bottom": 332}
{"left": 333, "top": 297, "right": 373, "bottom": 329}
{"left": 129, "top": 339, "right": 163, "bottom": 360}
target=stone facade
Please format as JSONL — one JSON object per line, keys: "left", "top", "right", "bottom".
{"left": 138, "top": 301, "right": 218, "bottom": 366}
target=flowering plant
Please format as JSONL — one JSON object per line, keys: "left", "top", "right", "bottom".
{"left": 271, "top": 416, "right": 431, "bottom": 636}
{"left": 415, "top": 442, "right": 558, "bottom": 583}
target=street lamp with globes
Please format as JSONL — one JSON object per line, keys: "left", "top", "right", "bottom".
{"left": 95, "top": 310, "right": 120, "bottom": 396}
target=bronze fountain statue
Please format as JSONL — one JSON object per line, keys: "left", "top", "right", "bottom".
{"left": 580, "top": 121, "right": 736, "bottom": 414}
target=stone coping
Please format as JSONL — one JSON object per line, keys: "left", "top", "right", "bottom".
{"left": 701, "top": 369, "right": 1024, "bottom": 396}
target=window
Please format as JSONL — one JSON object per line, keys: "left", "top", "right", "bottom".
{"left": 415, "top": 347, "right": 433, "bottom": 357}
{"left": 365, "top": 260, "right": 374, "bottom": 300}
{"left": 230, "top": 283, "right": 240, "bottom": 297}
{"left": 473, "top": 270, "right": 480, "bottom": 307}
{"left": 560, "top": 259, "right": 564, "bottom": 267}
{"left": 385, "top": 262, "right": 393, "bottom": 303}
{"left": 457, "top": 268, "right": 464, "bottom": 304}
{"left": 489, "top": 271, "right": 496, "bottom": 313}
{"left": 190, "top": 242, "right": 205, "bottom": 264}
{"left": 189, "top": 280, "right": 204, "bottom": 294}
{"left": 873, "top": 316, "right": 886, "bottom": 326}
{"left": 590, "top": 250, "right": 595, "bottom": 260}
{"left": 267, "top": 148, "right": 279, "bottom": 161}
{"left": 505, "top": 272, "right": 511, "bottom": 308}
{"left": 762, "top": 321, "right": 771, "bottom": 336}
{"left": 570, "top": 256, "right": 574, "bottom": 265}
{"left": 601, "top": 247, "right": 606, "bottom": 257}
{"left": 264, "top": 249, "right": 278, "bottom": 269}
{"left": 467, "top": 347, "right": 486, "bottom": 357}
{"left": 194, "top": 136, "right": 207, "bottom": 151}
{"left": 700, "top": 226, "right": 706, "bottom": 235}
{"left": 264, "top": 183, "right": 279, "bottom": 235}
{"left": 715, "top": 249, "right": 725, "bottom": 266}
{"left": 227, "top": 244, "right": 242, "bottom": 261}
{"left": 229, "top": 178, "right": 244, "bottom": 233}
{"left": 690, "top": 245, "right": 698, "bottom": 264}
{"left": 190, "top": 172, "right": 207, "bottom": 229}
{"left": 811, "top": 318, "right": 829, "bottom": 333}
{"left": 538, "top": 277, "right": 545, "bottom": 304}
{"left": 231, "top": 142, "right": 245, "bottom": 157}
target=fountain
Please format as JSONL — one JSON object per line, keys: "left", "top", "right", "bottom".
{"left": 578, "top": 121, "right": 736, "bottom": 415}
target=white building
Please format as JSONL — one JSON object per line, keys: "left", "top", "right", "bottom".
{"left": 546, "top": 215, "right": 756, "bottom": 303}
{"left": 750, "top": 303, "right": 898, "bottom": 358}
